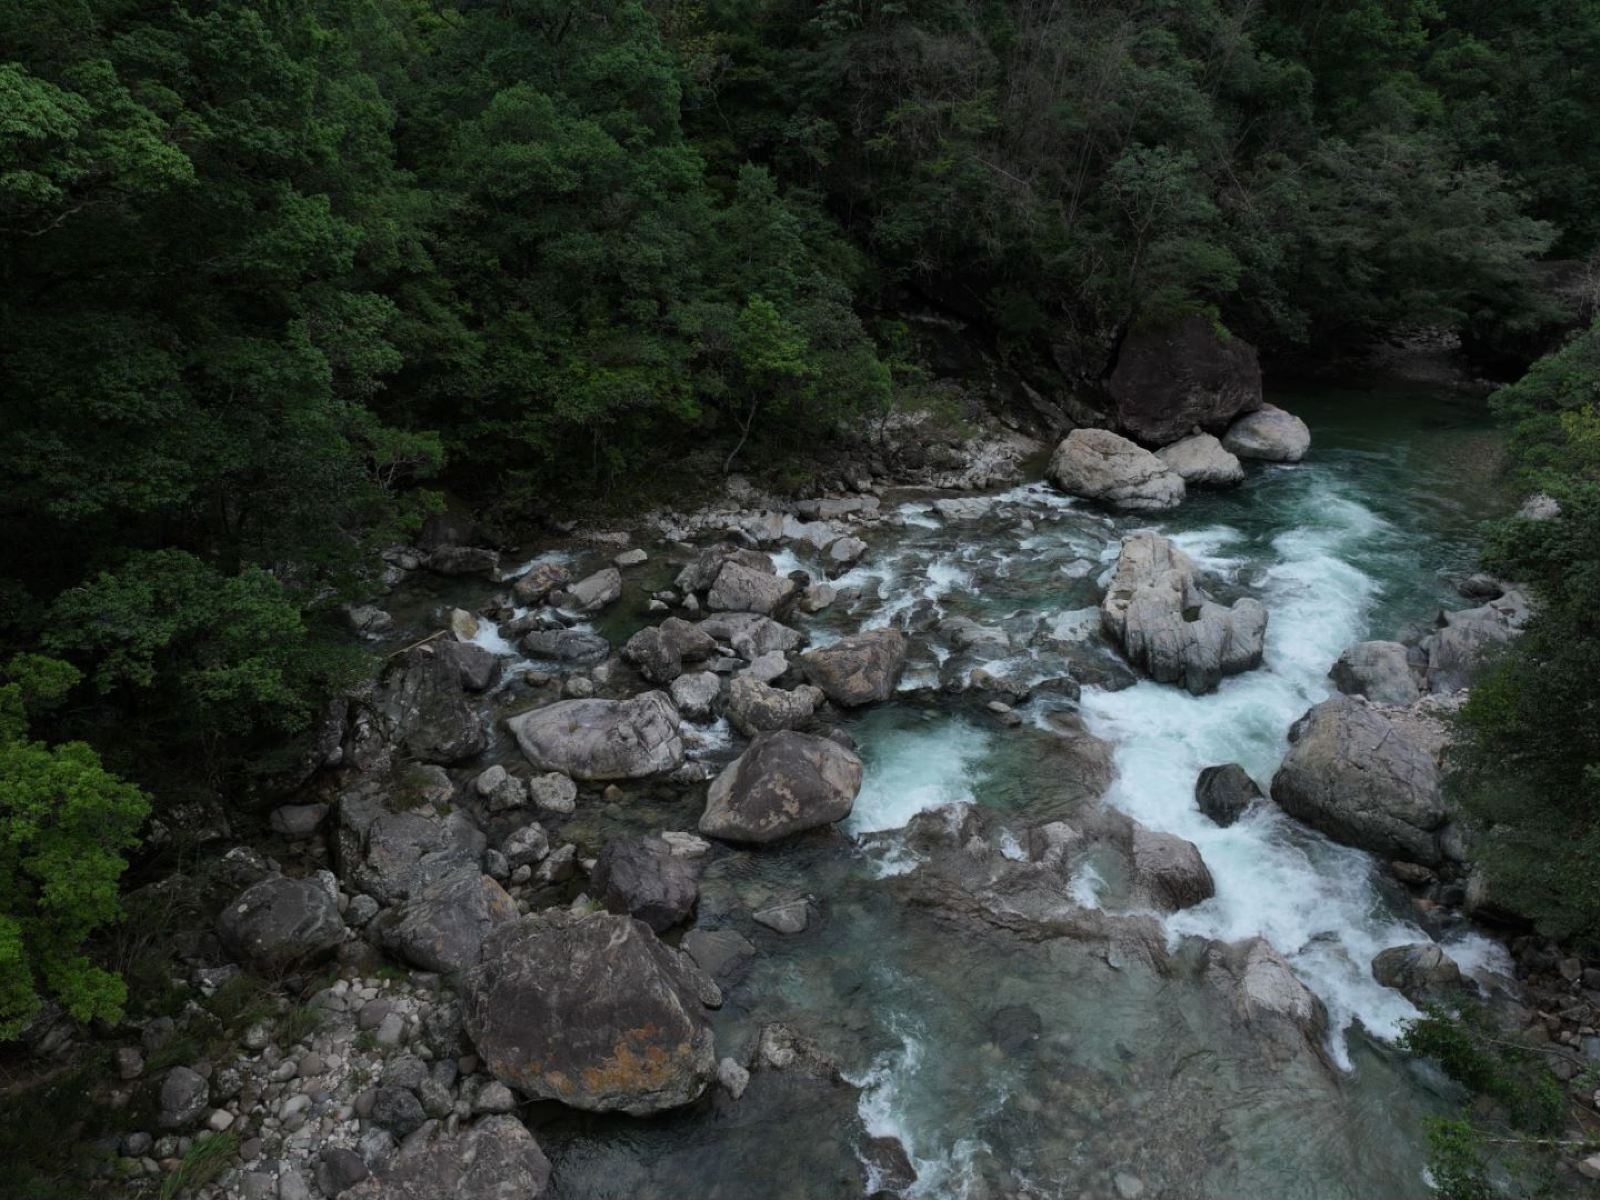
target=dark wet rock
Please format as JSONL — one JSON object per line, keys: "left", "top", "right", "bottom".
{"left": 217, "top": 872, "right": 345, "bottom": 971}
{"left": 369, "top": 866, "right": 517, "bottom": 973}
{"left": 427, "top": 546, "right": 501, "bottom": 577}
{"left": 1330, "top": 640, "right": 1420, "bottom": 706}
{"left": 318, "top": 1147, "right": 371, "bottom": 1195}
{"left": 861, "top": 1136, "right": 919, "bottom": 1194}
{"left": 1222, "top": 403, "right": 1310, "bottom": 463}
{"left": 986, "top": 1004, "right": 1043, "bottom": 1056}
{"left": 591, "top": 836, "right": 700, "bottom": 933}
{"left": 1204, "top": 936, "right": 1327, "bottom": 1060}
{"left": 343, "top": 1115, "right": 550, "bottom": 1200}
{"left": 682, "top": 928, "right": 757, "bottom": 983}
{"left": 700, "top": 730, "right": 863, "bottom": 844}
{"left": 567, "top": 567, "right": 622, "bottom": 612}
{"left": 463, "top": 910, "right": 717, "bottom": 1114}
{"left": 439, "top": 641, "right": 502, "bottom": 693}
{"left": 1105, "top": 314, "right": 1263, "bottom": 446}
{"left": 1371, "top": 943, "right": 1464, "bottom": 1004}
{"left": 1048, "top": 429, "right": 1185, "bottom": 511}
{"left": 1194, "top": 764, "right": 1262, "bottom": 828}
{"left": 1100, "top": 533, "right": 1266, "bottom": 695}
{"left": 512, "top": 561, "right": 571, "bottom": 606}
{"left": 341, "top": 803, "right": 487, "bottom": 905}
{"left": 1129, "top": 825, "right": 1215, "bottom": 911}
{"left": 521, "top": 628, "right": 609, "bottom": 665}
{"left": 707, "top": 560, "right": 797, "bottom": 615}
{"left": 697, "top": 612, "right": 805, "bottom": 660}
{"left": 1419, "top": 589, "right": 1531, "bottom": 694}
{"left": 372, "top": 645, "right": 488, "bottom": 765}
{"left": 372, "top": 1086, "right": 427, "bottom": 1136}
{"left": 270, "top": 803, "right": 330, "bottom": 840}
{"left": 1155, "top": 432, "right": 1244, "bottom": 487}
{"left": 726, "top": 676, "right": 823, "bottom": 736}
{"left": 159, "top": 1065, "right": 210, "bottom": 1129}
{"left": 1272, "top": 696, "right": 1447, "bottom": 865}
{"left": 800, "top": 629, "right": 907, "bottom": 707}
{"left": 507, "top": 692, "right": 684, "bottom": 780}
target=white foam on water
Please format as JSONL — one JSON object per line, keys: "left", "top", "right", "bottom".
{"left": 864, "top": 554, "right": 972, "bottom": 630}
{"left": 501, "top": 549, "right": 572, "bottom": 580}
{"left": 1069, "top": 861, "right": 1106, "bottom": 908}
{"left": 897, "top": 502, "right": 942, "bottom": 529}
{"left": 1079, "top": 473, "right": 1444, "bottom": 1067}
{"left": 465, "top": 609, "right": 525, "bottom": 658}
{"left": 845, "top": 717, "right": 991, "bottom": 835}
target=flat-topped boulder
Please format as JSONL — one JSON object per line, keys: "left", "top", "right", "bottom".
{"left": 800, "top": 628, "right": 907, "bottom": 706}
{"left": 507, "top": 691, "right": 684, "bottom": 780}
{"left": 369, "top": 865, "right": 517, "bottom": 973}
{"left": 1271, "top": 696, "right": 1447, "bottom": 865}
{"left": 463, "top": 910, "right": 717, "bottom": 1115}
{"left": 1048, "top": 429, "right": 1185, "bottom": 510}
{"left": 1155, "top": 433, "right": 1244, "bottom": 487}
{"left": 1100, "top": 533, "right": 1267, "bottom": 694}
{"left": 707, "top": 559, "right": 797, "bottom": 615}
{"left": 1106, "top": 314, "right": 1264, "bottom": 446}
{"left": 700, "top": 730, "right": 864, "bottom": 844}
{"left": 1329, "top": 640, "right": 1420, "bottom": 706}
{"left": 1222, "top": 403, "right": 1310, "bottom": 463}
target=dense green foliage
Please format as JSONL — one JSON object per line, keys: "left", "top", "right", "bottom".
{"left": 2, "top": 0, "right": 1600, "bottom": 1041}
{"left": 1456, "top": 319, "right": 1600, "bottom": 943}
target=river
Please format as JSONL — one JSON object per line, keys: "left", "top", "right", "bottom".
{"left": 466, "top": 384, "right": 1516, "bottom": 1199}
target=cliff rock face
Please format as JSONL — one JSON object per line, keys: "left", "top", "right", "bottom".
{"left": 1107, "top": 316, "right": 1263, "bottom": 446}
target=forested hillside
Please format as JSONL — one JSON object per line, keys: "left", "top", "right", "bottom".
{"left": 4, "top": 0, "right": 1600, "bottom": 1133}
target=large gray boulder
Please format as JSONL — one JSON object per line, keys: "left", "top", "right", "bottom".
{"left": 342, "top": 1115, "right": 550, "bottom": 1200}
{"left": 1205, "top": 936, "right": 1327, "bottom": 1058}
{"left": 590, "top": 836, "right": 700, "bottom": 932}
{"left": 369, "top": 866, "right": 517, "bottom": 974}
{"left": 1047, "top": 429, "right": 1185, "bottom": 511}
{"left": 1271, "top": 696, "right": 1447, "bottom": 865}
{"left": 507, "top": 692, "right": 684, "bottom": 780}
{"left": 1129, "top": 826, "right": 1215, "bottom": 911}
{"left": 217, "top": 873, "right": 345, "bottom": 972}
{"left": 1222, "top": 403, "right": 1310, "bottom": 463}
{"left": 1194, "top": 764, "right": 1261, "bottom": 827}
{"left": 800, "top": 629, "right": 907, "bottom": 707}
{"left": 1100, "top": 533, "right": 1267, "bottom": 695}
{"left": 1371, "top": 943, "right": 1463, "bottom": 1004}
{"left": 521, "top": 628, "right": 609, "bottom": 665}
{"left": 1105, "top": 314, "right": 1264, "bottom": 446}
{"left": 700, "top": 730, "right": 864, "bottom": 844}
{"left": 566, "top": 567, "right": 622, "bottom": 612}
{"left": 1329, "top": 641, "right": 1420, "bottom": 706}
{"left": 512, "top": 560, "right": 570, "bottom": 606}
{"left": 726, "top": 676, "right": 822, "bottom": 736}
{"left": 1155, "top": 433, "right": 1244, "bottom": 487}
{"left": 1420, "top": 589, "right": 1531, "bottom": 693}
{"left": 707, "top": 560, "right": 797, "bottom": 615}
{"left": 373, "top": 645, "right": 488, "bottom": 765}
{"left": 462, "top": 910, "right": 717, "bottom": 1115}
{"left": 341, "top": 804, "right": 486, "bottom": 905}
{"left": 622, "top": 617, "right": 718, "bottom": 685}
{"left": 697, "top": 612, "right": 805, "bottom": 660}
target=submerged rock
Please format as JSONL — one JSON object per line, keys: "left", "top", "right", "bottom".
{"left": 1100, "top": 533, "right": 1267, "bottom": 695}
{"left": 1221, "top": 403, "right": 1310, "bottom": 463}
{"left": 1047, "top": 429, "right": 1185, "bottom": 511}
{"left": 463, "top": 910, "right": 717, "bottom": 1115}
{"left": 1194, "top": 764, "right": 1262, "bottom": 827}
{"left": 800, "top": 629, "right": 907, "bottom": 707}
{"left": 1271, "top": 696, "right": 1447, "bottom": 865}
{"left": 1105, "top": 314, "right": 1264, "bottom": 446}
{"left": 507, "top": 692, "right": 684, "bottom": 780}
{"left": 1155, "top": 433, "right": 1245, "bottom": 487}
{"left": 700, "top": 730, "right": 864, "bottom": 844}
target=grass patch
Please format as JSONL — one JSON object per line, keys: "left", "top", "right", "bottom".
{"left": 145, "top": 1035, "right": 203, "bottom": 1075}
{"left": 277, "top": 1006, "right": 323, "bottom": 1046}
{"left": 160, "top": 1131, "right": 239, "bottom": 1199}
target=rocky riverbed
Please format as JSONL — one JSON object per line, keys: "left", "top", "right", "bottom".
{"left": 61, "top": 384, "right": 1600, "bottom": 1199}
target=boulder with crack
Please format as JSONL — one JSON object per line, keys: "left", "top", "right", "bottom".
{"left": 507, "top": 692, "right": 684, "bottom": 780}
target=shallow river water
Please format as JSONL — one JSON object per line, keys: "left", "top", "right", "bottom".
{"left": 455, "top": 385, "right": 1517, "bottom": 1199}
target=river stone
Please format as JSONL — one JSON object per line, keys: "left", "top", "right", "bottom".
{"left": 1155, "top": 433, "right": 1244, "bottom": 487}
{"left": 439, "top": 640, "right": 502, "bottom": 693}
{"left": 700, "top": 730, "right": 864, "bottom": 844}
{"left": 521, "top": 628, "right": 609, "bottom": 665}
{"left": 346, "top": 809, "right": 486, "bottom": 905}
{"left": 1221, "top": 403, "right": 1310, "bottom": 463}
{"left": 1105, "top": 314, "right": 1264, "bottom": 446}
{"left": 669, "top": 671, "right": 721, "bottom": 721}
{"left": 1100, "top": 533, "right": 1267, "bottom": 695}
{"left": 427, "top": 546, "right": 500, "bottom": 577}
{"left": 512, "top": 560, "right": 570, "bottom": 606}
{"left": 369, "top": 866, "right": 517, "bottom": 973}
{"left": 507, "top": 692, "right": 684, "bottom": 780}
{"left": 1129, "top": 825, "right": 1215, "bottom": 910}
{"left": 373, "top": 645, "right": 488, "bottom": 765}
{"left": 462, "top": 910, "right": 717, "bottom": 1114}
{"left": 591, "top": 836, "right": 700, "bottom": 933}
{"left": 707, "top": 560, "right": 797, "bottom": 615}
{"left": 726, "top": 676, "right": 822, "bottom": 736}
{"left": 1371, "top": 943, "right": 1463, "bottom": 1003}
{"left": 269, "top": 803, "right": 330, "bottom": 840}
{"left": 1194, "top": 764, "right": 1262, "bottom": 827}
{"left": 1419, "top": 589, "right": 1530, "bottom": 693}
{"left": 159, "top": 1066, "right": 210, "bottom": 1129}
{"left": 622, "top": 625, "right": 684, "bottom": 684}
{"left": 218, "top": 873, "right": 345, "bottom": 972}
{"left": 341, "top": 1115, "right": 551, "bottom": 1200}
{"left": 696, "top": 612, "right": 805, "bottom": 660}
{"left": 1329, "top": 640, "right": 1420, "bottom": 706}
{"left": 1271, "top": 696, "right": 1447, "bottom": 865}
{"left": 676, "top": 546, "right": 774, "bottom": 595}
{"left": 1206, "top": 936, "right": 1327, "bottom": 1052}
{"left": 800, "top": 629, "right": 907, "bottom": 707}
{"left": 566, "top": 567, "right": 622, "bottom": 612}
{"left": 1047, "top": 429, "right": 1185, "bottom": 511}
